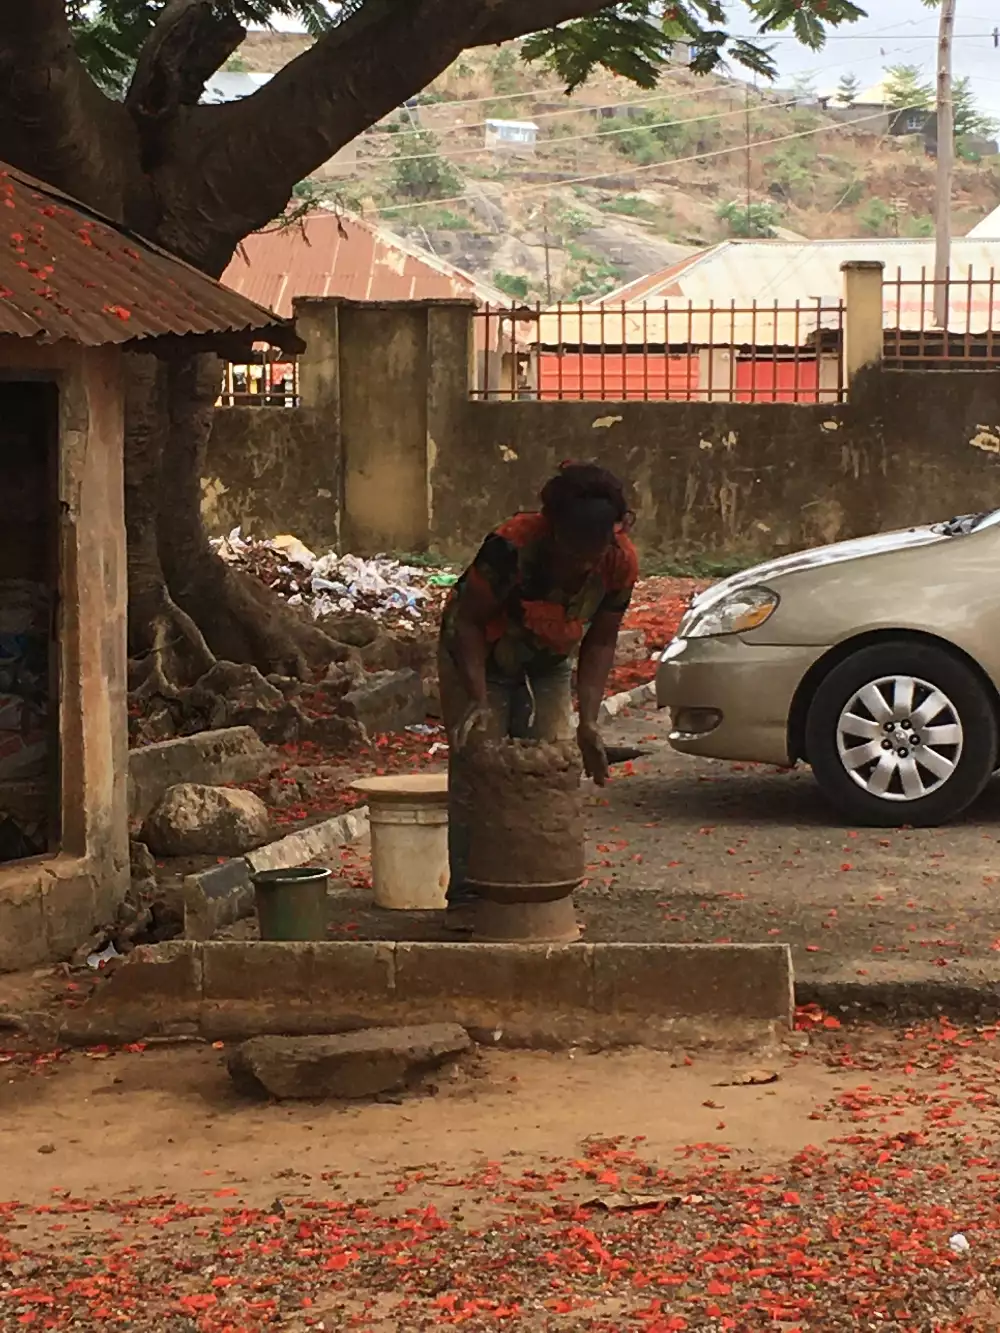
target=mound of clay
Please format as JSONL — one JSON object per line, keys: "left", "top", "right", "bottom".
{"left": 465, "top": 739, "right": 584, "bottom": 899}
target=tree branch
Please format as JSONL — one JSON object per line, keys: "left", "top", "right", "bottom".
{"left": 475, "top": 0, "right": 618, "bottom": 46}
{"left": 156, "top": 0, "right": 618, "bottom": 272}
{"left": 0, "top": 0, "right": 132, "bottom": 217}
{"left": 127, "top": 0, "right": 246, "bottom": 121}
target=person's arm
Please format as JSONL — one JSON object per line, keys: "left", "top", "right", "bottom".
{"left": 452, "top": 575, "right": 498, "bottom": 710}
{"left": 576, "top": 610, "right": 625, "bottom": 785}
{"left": 448, "top": 533, "right": 518, "bottom": 746}
{"left": 578, "top": 609, "right": 624, "bottom": 729}
{"left": 576, "top": 537, "right": 639, "bottom": 785}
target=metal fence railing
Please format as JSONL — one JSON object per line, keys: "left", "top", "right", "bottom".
{"left": 882, "top": 269, "right": 1000, "bottom": 368}
{"left": 471, "top": 300, "right": 847, "bottom": 403}
{"left": 217, "top": 350, "right": 300, "bottom": 407}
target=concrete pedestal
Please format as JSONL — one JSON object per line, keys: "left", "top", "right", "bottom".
{"left": 472, "top": 895, "right": 580, "bottom": 943}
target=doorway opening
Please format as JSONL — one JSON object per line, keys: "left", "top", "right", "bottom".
{"left": 0, "top": 381, "right": 58, "bottom": 865}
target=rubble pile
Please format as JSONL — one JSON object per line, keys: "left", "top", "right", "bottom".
{"left": 212, "top": 529, "right": 454, "bottom": 634}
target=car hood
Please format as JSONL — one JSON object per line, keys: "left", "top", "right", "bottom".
{"left": 689, "top": 524, "right": 947, "bottom": 614}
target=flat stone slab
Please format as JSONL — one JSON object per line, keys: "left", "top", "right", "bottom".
{"left": 129, "top": 727, "right": 275, "bottom": 820}
{"left": 228, "top": 1024, "right": 471, "bottom": 1099}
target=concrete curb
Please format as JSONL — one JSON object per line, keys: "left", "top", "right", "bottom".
{"left": 183, "top": 807, "right": 370, "bottom": 940}
{"left": 129, "top": 727, "right": 276, "bottom": 820}
{"left": 59, "top": 939, "right": 794, "bottom": 1050}
{"left": 599, "top": 680, "right": 657, "bottom": 724}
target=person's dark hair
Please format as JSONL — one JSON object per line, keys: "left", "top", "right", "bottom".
{"left": 539, "top": 461, "right": 633, "bottom": 544}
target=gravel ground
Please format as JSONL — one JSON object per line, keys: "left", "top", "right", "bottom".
{"left": 314, "top": 700, "right": 1000, "bottom": 998}
{"left": 3, "top": 1025, "right": 1000, "bottom": 1331}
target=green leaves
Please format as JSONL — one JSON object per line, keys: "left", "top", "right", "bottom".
{"left": 69, "top": 1, "right": 337, "bottom": 91}
{"left": 524, "top": 0, "right": 869, "bottom": 90}
{"left": 68, "top": 0, "right": 870, "bottom": 100}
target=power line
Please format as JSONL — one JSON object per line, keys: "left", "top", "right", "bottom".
{"left": 375, "top": 103, "right": 927, "bottom": 216}
{"left": 381, "top": 94, "right": 803, "bottom": 166}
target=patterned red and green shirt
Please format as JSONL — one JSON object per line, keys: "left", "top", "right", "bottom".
{"left": 441, "top": 511, "right": 639, "bottom": 676}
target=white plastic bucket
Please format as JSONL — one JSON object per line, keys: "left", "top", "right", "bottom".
{"left": 368, "top": 801, "right": 449, "bottom": 910}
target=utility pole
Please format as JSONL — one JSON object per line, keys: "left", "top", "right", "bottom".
{"left": 933, "top": 0, "right": 956, "bottom": 328}
{"left": 542, "top": 204, "right": 553, "bottom": 305}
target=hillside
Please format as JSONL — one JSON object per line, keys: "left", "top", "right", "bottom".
{"left": 237, "top": 32, "right": 1000, "bottom": 299}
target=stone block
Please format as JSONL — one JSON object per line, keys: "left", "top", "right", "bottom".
{"left": 128, "top": 727, "right": 276, "bottom": 820}
{"left": 183, "top": 859, "right": 255, "bottom": 941}
{"left": 62, "top": 941, "right": 205, "bottom": 1042}
{"left": 592, "top": 943, "right": 793, "bottom": 1023}
{"left": 41, "top": 865, "right": 98, "bottom": 961}
{"left": 202, "top": 940, "right": 315, "bottom": 1003}
{"left": 394, "top": 942, "right": 592, "bottom": 1039}
{"left": 227, "top": 1024, "right": 470, "bottom": 1099}
{"left": 0, "top": 874, "right": 47, "bottom": 973}
{"left": 201, "top": 940, "right": 396, "bottom": 1039}
{"left": 341, "top": 669, "right": 425, "bottom": 734}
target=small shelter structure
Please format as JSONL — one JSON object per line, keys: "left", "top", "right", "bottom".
{"left": 0, "top": 161, "right": 298, "bottom": 972}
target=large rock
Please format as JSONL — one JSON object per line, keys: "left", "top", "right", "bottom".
{"left": 227, "top": 1025, "right": 472, "bottom": 1100}
{"left": 142, "top": 783, "right": 271, "bottom": 858}
{"left": 128, "top": 726, "right": 276, "bottom": 819}
{"left": 341, "top": 669, "right": 425, "bottom": 735}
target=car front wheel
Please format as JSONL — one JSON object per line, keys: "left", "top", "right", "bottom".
{"left": 805, "top": 641, "right": 997, "bottom": 827}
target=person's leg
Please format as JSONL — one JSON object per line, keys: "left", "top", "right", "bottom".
{"left": 439, "top": 647, "right": 511, "bottom": 911}
{"left": 524, "top": 660, "right": 575, "bottom": 743}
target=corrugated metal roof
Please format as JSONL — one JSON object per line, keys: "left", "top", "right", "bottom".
{"left": 969, "top": 204, "right": 1000, "bottom": 238}
{"left": 534, "top": 237, "right": 1000, "bottom": 347}
{"left": 603, "top": 238, "right": 1000, "bottom": 307}
{"left": 222, "top": 210, "right": 510, "bottom": 314}
{"left": 0, "top": 161, "right": 295, "bottom": 348}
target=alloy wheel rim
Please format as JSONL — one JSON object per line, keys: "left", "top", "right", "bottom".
{"left": 835, "top": 674, "right": 964, "bottom": 802}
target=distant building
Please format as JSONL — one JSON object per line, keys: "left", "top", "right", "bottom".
{"left": 815, "top": 80, "right": 929, "bottom": 137}
{"left": 969, "top": 203, "right": 1000, "bottom": 238}
{"left": 484, "top": 119, "right": 539, "bottom": 153}
{"left": 530, "top": 236, "right": 1000, "bottom": 401}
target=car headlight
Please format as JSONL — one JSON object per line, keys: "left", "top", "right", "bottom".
{"left": 685, "top": 586, "right": 780, "bottom": 638}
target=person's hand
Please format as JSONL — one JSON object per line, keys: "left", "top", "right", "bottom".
{"left": 577, "top": 720, "right": 609, "bottom": 786}
{"left": 452, "top": 702, "right": 491, "bottom": 752}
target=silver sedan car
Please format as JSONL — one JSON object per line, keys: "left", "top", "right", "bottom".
{"left": 656, "top": 510, "right": 1000, "bottom": 827}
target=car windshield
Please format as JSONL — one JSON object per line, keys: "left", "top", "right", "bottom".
{"left": 937, "top": 509, "right": 1000, "bottom": 535}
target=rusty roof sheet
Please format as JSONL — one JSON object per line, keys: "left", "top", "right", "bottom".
{"left": 0, "top": 161, "right": 295, "bottom": 348}
{"left": 222, "top": 209, "right": 510, "bottom": 314}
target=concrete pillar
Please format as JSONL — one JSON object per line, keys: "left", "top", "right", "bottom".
{"left": 841, "top": 260, "right": 885, "bottom": 390}
{"left": 293, "top": 297, "right": 341, "bottom": 415}
{"left": 698, "top": 347, "right": 734, "bottom": 401}
{"left": 427, "top": 302, "right": 476, "bottom": 547}
{"left": 291, "top": 297, "right": 342, "bottom": 549}
{"left": 818, "top": 352, "right": 842, "bottom": 403}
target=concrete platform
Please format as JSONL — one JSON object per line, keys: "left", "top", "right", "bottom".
{"left": 58, "top": 938, "right": 794, "bottom": 1051}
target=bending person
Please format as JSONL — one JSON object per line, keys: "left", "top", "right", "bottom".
{"left": 438, "top": 461, "right": 638, "bottom": 930}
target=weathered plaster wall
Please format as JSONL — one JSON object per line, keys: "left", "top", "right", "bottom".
{"left": 0, "top": 340, "right": 130, "bottom": 972}
{"left": 205, "top": 300, "right": 1000, "bottom": 565}
{"left": 204, "top": 407, "right": 337, "bottom": 551}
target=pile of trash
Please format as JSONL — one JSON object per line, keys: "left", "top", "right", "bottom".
{"left": 212, "top": 529, "right": 456, "bottom": 633}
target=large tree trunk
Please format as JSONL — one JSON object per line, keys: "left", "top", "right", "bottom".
{"left": 126, "top": 353, "right": 340, "bottom": 686}
{"left": 0, "top": 0, "right": 622, "bottom": 692}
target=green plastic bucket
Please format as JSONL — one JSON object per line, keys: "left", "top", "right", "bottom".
{"left": 252, "top": 866, "right": 332, "bottom": 941}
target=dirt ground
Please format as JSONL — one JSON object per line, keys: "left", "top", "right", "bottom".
{"left": 3, "top": 1026, "right": 1000, "bottom": 1330}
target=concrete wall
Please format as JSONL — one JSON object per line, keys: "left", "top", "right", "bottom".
{"left": 206, "top": 299, "right": 1000, "bottom": 564}
{"left": 0, "top": 340, "right": 130, "bottom": 971}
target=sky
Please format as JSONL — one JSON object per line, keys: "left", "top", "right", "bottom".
{"left": 271, "top": 2, "right": 1000, "bottom": 121}
{"left": 729, "top": 0, "right": 1000, "bottom": 119}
